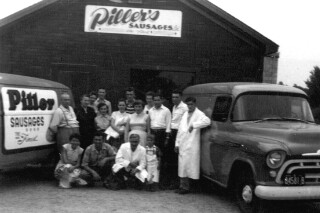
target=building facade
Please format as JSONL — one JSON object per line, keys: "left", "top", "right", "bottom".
{"left": 0, "top": 0, "right": 279, "bottom": 105}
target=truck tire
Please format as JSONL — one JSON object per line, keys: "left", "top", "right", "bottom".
{"left": 234, "top": 170, "right": 263, "bottom": 213}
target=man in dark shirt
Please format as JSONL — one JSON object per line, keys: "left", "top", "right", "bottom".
{"left": 80, "top": 132, "right": 116, "bottom": 187}
{"left": 75, "top": 94, "right": 96, "bottom": 149}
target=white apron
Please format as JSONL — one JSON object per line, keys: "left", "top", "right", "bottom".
{"left": 175, "top": 108, "right": 210, "bottom": 179}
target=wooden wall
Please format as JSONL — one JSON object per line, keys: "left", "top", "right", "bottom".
{"left": 0, "top": 0, "right": 264, "bottom": 106}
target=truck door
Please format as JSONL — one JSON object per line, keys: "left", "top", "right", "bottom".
{"left": 201, "top": 96, "right": 233, "bottom": 184}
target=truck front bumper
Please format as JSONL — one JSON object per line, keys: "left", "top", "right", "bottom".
{"left": 255, "top": 185, "right": 320, "bottom": 200}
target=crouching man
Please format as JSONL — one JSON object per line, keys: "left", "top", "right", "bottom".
{"left": 112, "top": 134, "right": 148, "bottom": 190}
{"left": 80, "top": 132, "right": 116, "bottom": 187}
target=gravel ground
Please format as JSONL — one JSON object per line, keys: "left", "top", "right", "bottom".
{"left": 0, "top": 168, "right": 319, "bottom": 213}
{"left": 0, "top": 168, "right": 238, "bottom": 213}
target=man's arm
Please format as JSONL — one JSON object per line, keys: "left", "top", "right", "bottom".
{"left": 107, "top": 101, "right": 112, "bottom": 116}
{"left": 164, "top": 109, "right": 171, "bottom": 146}
{"left": 165, "top": 109, "right": 171, "bottom": 133}
{"left": 115, "top": 145, "right": 130, "bottom": 168}
{"left": 191, "top": 110, "right": 211, "bottom": 129}
{"left": 136, "top": 148, "right": 146, "bottom": 171}
{"left": 82, "top": 148, "right": 101, "bottom": 180}
{"left": 98, "top": 147, "right": 116, "bottom": 167}
{"left": 49, "top": 109, "right": 63, "bottom": 133}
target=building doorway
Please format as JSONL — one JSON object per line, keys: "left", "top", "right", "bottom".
{"left": 130, "top": 68, "right": 195, "bottom": 105}
{"left": 51, "top": 63, "right": 98, "bottom": 106}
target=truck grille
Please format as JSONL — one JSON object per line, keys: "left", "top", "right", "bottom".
{"left": 276, "top": 159, "right": 320, "bottom": 185}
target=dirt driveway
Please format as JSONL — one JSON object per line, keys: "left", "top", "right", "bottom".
{"left": 0, "top": 168, "right": 320, "bottom": 213}
{"left": 0, "top": 168, "right": 238, "bottom": 213}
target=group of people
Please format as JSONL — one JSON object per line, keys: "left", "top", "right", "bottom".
{"left": 49, "top": 87, "right": 211, "bottom": 194}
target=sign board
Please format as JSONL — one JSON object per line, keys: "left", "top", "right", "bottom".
{"left": 1, "top": 87, "right": 58, "bottom": 150}
{"left": 84, "top": 5, "right": 182, "bottom": 37}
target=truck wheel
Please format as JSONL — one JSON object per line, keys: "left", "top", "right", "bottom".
{"left": 234, "top": 171, "right": 262, "bottom": 213}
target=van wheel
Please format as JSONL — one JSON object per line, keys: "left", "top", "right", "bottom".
{"left": 234, "top": 170, "right": 263, "bottom": 213}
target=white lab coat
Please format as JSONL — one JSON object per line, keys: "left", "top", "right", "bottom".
{"left": 112, "top": 142, "right": 148, "bottom": 182}
{"left": 175, "top": 108, "right": 211, "bottom": 179}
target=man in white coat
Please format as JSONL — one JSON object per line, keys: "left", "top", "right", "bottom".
{"left": 175, "top": 97, "right": 211, "bottom": 194}
{"left": 112, "top": 134, "right": 148, "bottom": 190}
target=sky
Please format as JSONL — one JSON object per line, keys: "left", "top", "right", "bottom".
{"left": 0, "top": 0, "right": 319, "bottom": 87}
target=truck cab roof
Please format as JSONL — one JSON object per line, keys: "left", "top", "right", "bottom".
{"left": 0, "top": 73, "right": 68, "bottom": 89}
{"left": 183, "top": 82, "right": 307, "bottom": 97}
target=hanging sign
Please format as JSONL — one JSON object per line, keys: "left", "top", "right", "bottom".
{"left": 84, "top": 5, "right": 182, "bottom": 37}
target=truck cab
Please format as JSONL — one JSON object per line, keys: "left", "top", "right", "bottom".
{"left": 183, "top": 82, "right": 320, "bottom": 213}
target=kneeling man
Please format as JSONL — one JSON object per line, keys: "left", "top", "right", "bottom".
{"left": 112, "top": 134, "right": 148, "bottom": 190}
{"left": 80, "top": 132, "right": 116, "bottom": 187}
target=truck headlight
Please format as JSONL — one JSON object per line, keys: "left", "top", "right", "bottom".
{"left": 266, "top": 151, "right": 286, "bottom": 169}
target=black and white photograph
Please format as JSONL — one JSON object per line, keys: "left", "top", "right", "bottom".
{"left": 0, "top": 0, "right": 320, "bottom": 212}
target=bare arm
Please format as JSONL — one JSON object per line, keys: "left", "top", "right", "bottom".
{"left": 60, "top": 147, "right": 68, "bottom": 164}
{"left": 111, "top": 117, "right": 121, "bottom": 133}
{"left": 146, "top": 115, "right": 151, "bottom": 134}
{"left": 124, "top": 119, "right": 130, "bottom": 142}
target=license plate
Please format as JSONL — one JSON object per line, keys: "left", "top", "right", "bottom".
{"left": 284, "top": 174, "right": 305, "bottom": 186}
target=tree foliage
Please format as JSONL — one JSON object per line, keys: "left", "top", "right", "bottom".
{"left": 305, "top": 66, "right": 320, "bottom": 108}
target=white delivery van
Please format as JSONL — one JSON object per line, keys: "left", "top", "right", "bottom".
{"left": 0, "top": 73, "right": 72, "bottom": 170}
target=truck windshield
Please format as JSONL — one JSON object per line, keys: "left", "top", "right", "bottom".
{"left": 232, "top": 92, "right": 315, "bottom": 122}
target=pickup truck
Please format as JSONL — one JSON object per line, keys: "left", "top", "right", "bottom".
{"left": 183, "top": 82, "right": 320, "bottom": 213}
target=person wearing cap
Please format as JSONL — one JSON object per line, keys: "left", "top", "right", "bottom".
{"left": 112, "top": 134, "right": 148, "bottom": 190}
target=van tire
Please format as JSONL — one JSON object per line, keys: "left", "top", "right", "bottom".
{"left": 234, "top": 169, "right": 264, "bottom": 213}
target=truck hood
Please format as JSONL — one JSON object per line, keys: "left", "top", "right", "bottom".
{"left": 235, "top": 121, "right": 320, "bottom": 155}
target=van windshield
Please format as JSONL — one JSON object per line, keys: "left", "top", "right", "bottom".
{"left": 232, "top": 92, "right": 315, "bottom": 122}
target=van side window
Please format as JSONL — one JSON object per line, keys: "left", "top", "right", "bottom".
{"left": 211, "top": 96, "right": 232, "bottom": 122}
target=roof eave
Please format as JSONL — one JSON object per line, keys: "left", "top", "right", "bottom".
{"left": 180, "top": 0, "right": 279, "bottom": 55}
{"left": 0, "top": 0, "right": 59, "bottom": 28}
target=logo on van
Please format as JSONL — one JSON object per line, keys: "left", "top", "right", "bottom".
{"left": 7, "top": 89, "right": 55, "bottom": 111}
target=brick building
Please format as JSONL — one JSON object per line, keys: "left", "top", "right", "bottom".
{"left": 0, "top": 0, "right": 278, "bottom": 105}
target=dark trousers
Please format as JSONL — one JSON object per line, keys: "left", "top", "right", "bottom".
{"left": 167, "top": 129, "right": 179, "bottom": 186}
{"left": 80, "top": 161, "right": 113, "bottom": 184}
{"left": 108, "top": 134, "right": 124, "bottom": 151}
{"left": 79, "top": 129, "right": 95, "bottom": 149}
{"left": 113, "top": 168, "right": 144, "bottom": 189}
{"left": 151, "top": 128, "right": 167, "bottom": 186}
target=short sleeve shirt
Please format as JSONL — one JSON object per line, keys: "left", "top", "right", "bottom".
{"left": 82, "top": 143, "right": 116, "bottom": 167}
{"left": 95, "top": 114, "right": 112, "bottom": 130}
{"left": 63, "top": 143, "right": 83, "bottom": 165}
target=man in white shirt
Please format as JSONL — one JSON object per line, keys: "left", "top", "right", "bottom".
{"left": 112, "top": 134, "right": 148, "bottom": 190}
{"left": 168, "top": 90, "right": 188, "bottom": 189}
{"left": 49, "top": 93, "right": 79, "bottom": 152}
{"left": 94, "top": 88, "right": 112, "bottom": 115}
{"left": 143, "top": 91, "right": 154, "bottom": 114}
{"left": 148, "top": 93, "right": 171, "bottom": 188}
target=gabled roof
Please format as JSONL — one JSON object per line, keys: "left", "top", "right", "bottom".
{"left": 0, "top": 0, "right": 59, "bottom": 28}
{"left": 179, "top": 0, "right": 278, "bottom": 55}
{"left": 0, "top": 0, "right": 278, "bottom": 54}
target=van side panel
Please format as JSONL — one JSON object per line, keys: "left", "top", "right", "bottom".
{"left": 0, "top": 85, "right": 66, "bottom": 170}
